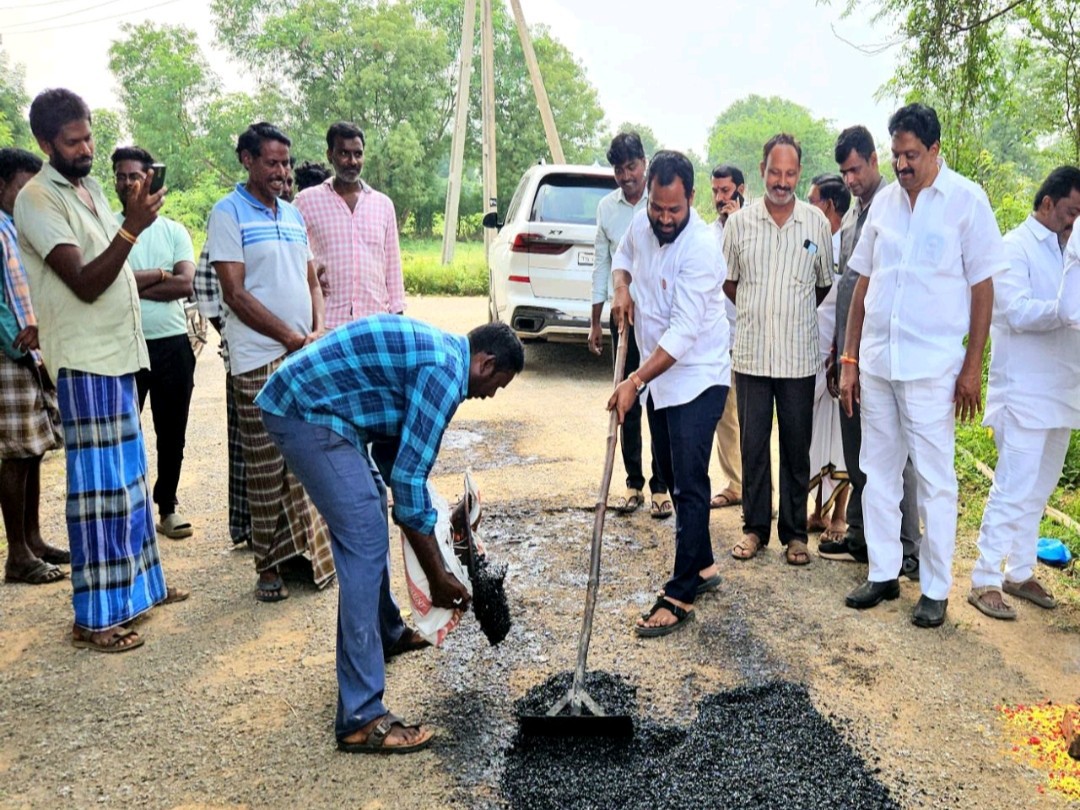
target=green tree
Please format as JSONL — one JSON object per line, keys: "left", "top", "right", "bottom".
{"left": 108, "top": 22, "right": 220, "bottom": 187}
{"left": 0, "top": 49, "right": 32, "bottom": 149}
{"left": 706, "top": 96, "right": 838, "bottom": 198}
{"left": 89, "top": 108, "right": 124, "bottom": 199}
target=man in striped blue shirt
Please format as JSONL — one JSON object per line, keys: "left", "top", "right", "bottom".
{"left": 257, "top": 315, "right": 524, "bottom": 754}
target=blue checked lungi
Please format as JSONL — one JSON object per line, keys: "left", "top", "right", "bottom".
{"left": 57, "top": 370, "right": 167, "bottom": 631}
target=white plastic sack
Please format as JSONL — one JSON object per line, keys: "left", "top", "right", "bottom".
{"left": 401, "top": 473, "right": 478, "bottom": 646}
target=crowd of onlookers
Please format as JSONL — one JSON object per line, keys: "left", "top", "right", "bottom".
{"left": 1, "top": 84, "right": 1078, "bottom": 750}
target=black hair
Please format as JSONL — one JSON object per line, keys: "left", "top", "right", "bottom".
{"left": 811, "top": 173, "right": 852, "bottom": 215}
{"left": 887, "top": 103, "right": 940, "bottom": 149}
{"left": 646, "top": 150, "right": 695, "bottom": 198}
{"left": 607, "top": 132, "right": 646, "bottom": 166}
{"left": 834, "top": 125, "right": 876, "bottom": 165}
{"left": 763, "top": 133, "right": 801, "bottom": 165}
{"left": 0, "top": 148, "right": 43, "bottom": 183}
{"left": 28, "top": 88, "right": 91, "bottom": 144}
{"left": 711, "top": 164, "right": 745, "bottom": 187}
{"left": 236, "top": 122, "right": 291, "bottom": 163}
{"left": 326, "top": 121, "right": 366, "bottom": 150}
{"left": 110, "top": 145, "right": 154, "bottom": 171}
{"left": 1033, "top": 166, "right": 1080, "bottom": 211}
{"left": 468, "top": 322, "right": 525, "bottom": 374}
{"left": 295, "top": 161, "right": 332, "bottom": 191}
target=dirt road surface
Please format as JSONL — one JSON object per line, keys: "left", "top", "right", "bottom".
{"left": 1, "top": 295, "right": 1077, "bottom": 808}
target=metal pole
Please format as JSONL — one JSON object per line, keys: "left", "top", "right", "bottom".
{"left": 441, "top": 0, "right": 478, "bottom": 265}
{"left": 508, "top": 0, "right": 565, "bottom": 164}
{"left": 481, "top": 0, "right": 498, "bottom": 257}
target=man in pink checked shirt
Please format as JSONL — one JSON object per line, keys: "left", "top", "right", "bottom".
{"left": 295, "top": 122, "right": 405, "bottom": 328}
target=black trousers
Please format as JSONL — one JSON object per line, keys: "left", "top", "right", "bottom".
{"left": 610, "top": 314, "right": 665, "bottom": 495}
{"left": 735, "top": 372, "right": 815, "bottom": 546}
{"left": 647, "top": 385, "right": 727, "bottom": 604}
{"left": 136, "top": 334, "right": 196, "bottom": 519}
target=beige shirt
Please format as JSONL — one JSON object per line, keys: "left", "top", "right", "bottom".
{"left": 724, "top": 198, "right": 834, "bottom": 378}
{"left": 15, "top": 164, "right": 147, "bottom": 377}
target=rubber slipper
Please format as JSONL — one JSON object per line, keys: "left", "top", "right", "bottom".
{"left": 967, "top": 586, "right": 1016, "bottom": 620}
{"left": 650, "top": 497, "right": 674, "bottom": 520}
{"left": 731, "top": 533, "right": 762, "bottom": 560}
{"left": 5, "top": 559, "right": 67, "bottom": 585}
{"left": 709, "top": 490, "right": 741, "bottom": 509}
{"left": 71, "top": 626, "right": 144, "bottom": 654}
{"left": 785, "top": 540, "right": 811, "bottom": 566}
{"left": 635, "top": 597, "right": 694, "bottom": 637}
{"left": 157, "top": 513, "right": 194, "bottom": 540}
{"left": 1002, "top": 577, "right": 1056, "bottom": 609}
{"left": 255, "top": 575, "right": 289, "bottom": 602}
{"left": 385, "top": 628, "right": 432, "bottom": 661}
{"left": 613, "top": 489, "right": 644, "bottom": 515}
{"left": 696, "top": 573, "right": 721, "bottom": 595}
{"left": 162, "top": 586, "right": 191, "bottom": 605}
{"left": 38, "top": 545, "right": 71, "bottom": 565}
{"left": 337, "top": 713, "right": 434, "bottom": 755}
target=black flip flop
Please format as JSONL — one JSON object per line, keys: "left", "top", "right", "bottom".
{"left": 385, "top": 628, "right": 432, "bottom": 661}
{"left": 5, "top": 559, "right": 66, "bottom": 585}
{"left": 39, "top": 546, "right": 71, "bottom": 565}
{"left": 696, "top": 573, "right": 721, "bottom": 595}
{"left": 255, "top": 575, "right": 289, "bottom": 602}
{"left": 635, "top": 597, "right": 694, "bottom": 637}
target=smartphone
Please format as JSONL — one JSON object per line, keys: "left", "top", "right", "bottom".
{"left": 733, "top": 190, "right": 744, "bottom": 207}
{"left": 148, "top": 163, "right": 166, "bottom": 194}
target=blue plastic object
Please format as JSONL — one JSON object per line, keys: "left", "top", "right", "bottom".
{"left": 1037, "top": 537, "right": 1073, "bottom": 568}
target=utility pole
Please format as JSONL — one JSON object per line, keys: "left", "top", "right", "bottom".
{"left": 440, "top": 0, "right": 477, "bottom": 265}
{"left": 480, "top": 0, "right": 497, "bottom": 257}
{"left": 508, "top": 0, "right": 564, "bottom": 164}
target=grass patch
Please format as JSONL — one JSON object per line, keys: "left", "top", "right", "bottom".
{"left": 401, "top": 238, "right": 488, "bottom": 296}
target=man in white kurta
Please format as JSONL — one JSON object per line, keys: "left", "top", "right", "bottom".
{"left": 840, "top": 104, "right": 1006, "bottom": 628}
{"left": 969, "top": 167, "right": 1080, "bottom": 619}
{"left": 607, "top": 151, "right": 730, "bottom": 638}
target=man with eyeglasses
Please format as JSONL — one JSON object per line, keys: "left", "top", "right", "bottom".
{"left": 589, "top": 131, "right": 671, "bottom": 519}
{"left": 112, "top": 146, "right": 198, "bottom": 541}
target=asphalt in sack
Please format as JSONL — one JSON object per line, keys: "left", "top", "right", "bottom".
{"left": 504, "top": 672, "right": 900, "bottom": 809}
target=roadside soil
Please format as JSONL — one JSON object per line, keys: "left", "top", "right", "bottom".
{"left": 1, "top": 295, "right": 1077, "bottom": 809}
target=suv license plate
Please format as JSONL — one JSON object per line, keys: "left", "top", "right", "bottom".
{"left": 577, "top": 251, "right": 594, "bottom": 266}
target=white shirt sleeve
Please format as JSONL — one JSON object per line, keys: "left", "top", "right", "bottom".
{"left": 1059, "top": 227, "right": 1080, "bottom": 326}
{"left": 961, "top": 191, "right": 1009, "bottom": 286}
{"left": 592, "top": 205, "right": 612, "bottom": 305}
{"left": 997, "top": 233, "right": 1062, "bottom": 332}
{"left": 657, "top": 233, "right": 722, "bottom": 360}
{"left": 612, "top": 216, "right": 635, "bottom": 277}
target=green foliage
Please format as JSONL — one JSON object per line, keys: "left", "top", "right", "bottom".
{"left": 160, "top": 175, "right": 232, "bottom": 238}
{"left": 400, "top": 238, "right": 487, "bottom": 295}
{"left": 89, "top": 108, "right": 124, "bottom": 194}
{"left": 0, "top": 50, "right": 32, "bottom": 150}
{"left": 705, "top": 95, "right": 839, "bottom": 198}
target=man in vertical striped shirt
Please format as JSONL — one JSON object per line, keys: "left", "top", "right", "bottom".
{"left": 723, "top": 134, "right": 834, "bottom": 566}
{"left": 294, "top": 122, "right": 405, "bottom": 328}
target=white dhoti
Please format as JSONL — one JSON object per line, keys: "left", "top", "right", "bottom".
{"left": 809, "top": 370, "right": 847, "bottom": 510}
{"left": 971, "top": 413, "right": 1069, "bottom": 589}
{"left": 860, "top": 372, "right": 957, "bottom": 600}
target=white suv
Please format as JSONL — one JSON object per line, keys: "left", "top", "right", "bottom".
{"left": 483, "top": 164, "right": 617, "bottom": 342}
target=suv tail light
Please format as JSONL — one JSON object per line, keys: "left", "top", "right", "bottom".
{"left": 510, "top": 233, "right": 573, "bottom": 255}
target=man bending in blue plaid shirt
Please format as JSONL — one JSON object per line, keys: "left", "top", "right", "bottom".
{"left": 257, "top": 315, "right": 524, "bottom": 754}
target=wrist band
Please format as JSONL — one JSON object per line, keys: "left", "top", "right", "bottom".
{"left": 614, "top": 282, "right": 629, "bottom": 290}
{"left": 839, "top": 354, "right": 859, "bottom": 366}
{"left": 159, "top": 269, "right": 167, "bottom": 284}
{"left": 117, "top": 228, "right": 137, "bottom": 246}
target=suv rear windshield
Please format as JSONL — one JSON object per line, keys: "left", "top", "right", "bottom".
{"left": 530, "top": 174, "right": 617, "bottom": 225}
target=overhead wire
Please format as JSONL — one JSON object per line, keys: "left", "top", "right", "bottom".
{"left": 0, "top": 0, "right": 183, "bottom": 34}
{"left": 1, "top": 0, "right": 128, "bottom": 30}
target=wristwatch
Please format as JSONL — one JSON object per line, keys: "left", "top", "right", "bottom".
{"left": 629, "top": 371, "right": 647, "bottom": 395}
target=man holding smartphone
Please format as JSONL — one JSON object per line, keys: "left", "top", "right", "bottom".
{"left": 112, "top": 147, "right": 198, "bottom": 541}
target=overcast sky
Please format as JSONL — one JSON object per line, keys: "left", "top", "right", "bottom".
{"left": 0, "top": 0, "right": 904, "bottom": 156}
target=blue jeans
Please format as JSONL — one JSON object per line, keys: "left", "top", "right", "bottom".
{"left": 262, "top": 412, "right": 408, "bottom": 740}
{"left": 646, "top": 385, "right": 727, "bottom": 603}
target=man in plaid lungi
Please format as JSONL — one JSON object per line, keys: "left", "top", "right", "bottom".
{"left": 193, "top": 245, "right": 252, "bottom": 548}
{"left": 207, "top": 122, "right": 334, "bottom": 601}
{"left": 0, "top": 148, "right": 65, "bottom": 586}
{"left": 15, "top": 89, "right": 188, "bottom": 651}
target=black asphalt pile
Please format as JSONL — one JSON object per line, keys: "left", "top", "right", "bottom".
{"left": 472, "top": 555, "right": 511, "bottom": 645}
{"left": 503, "top": 677, "right": 899, "bottom": 810}
{"left": 515, "top": 670, "right": 638, "bottom": 718}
